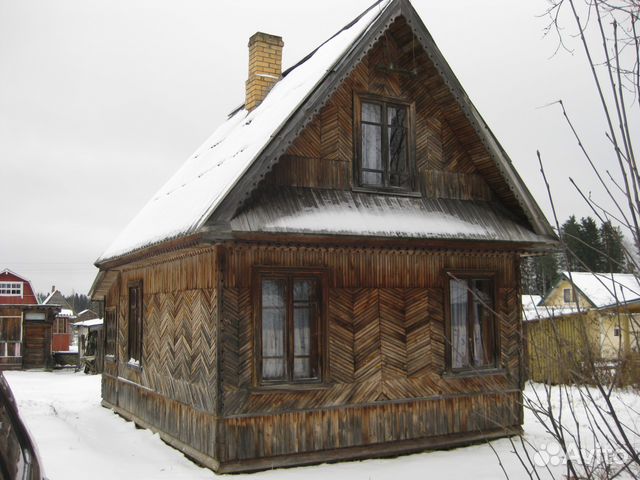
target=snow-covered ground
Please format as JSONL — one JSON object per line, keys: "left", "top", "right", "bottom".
{"left": 4, "top": 370, "right": 639, "bottom": 479}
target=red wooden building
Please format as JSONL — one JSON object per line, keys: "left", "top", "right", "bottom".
{"left": 42, "top": 288, "right": 75, "bottom": 352}
{"left": 0, "top": 269, "right": 58, "bottom": 370}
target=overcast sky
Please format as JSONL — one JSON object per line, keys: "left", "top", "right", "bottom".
{"left": 0, "top": 0, "right": 625, "bottom": 295}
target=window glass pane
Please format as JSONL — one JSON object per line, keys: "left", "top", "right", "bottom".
{"left": 294, "top": 307, "right": 311, "bottom": 356}
{"left": 262, "top": 279, "right": 286, "bottom": 380}
{"left": 471, "top": 279, "right": 494, "bottom": 366}
{"left": 263, "top": 358, "right": 285, "bottom": 379}
{"left": 362, "top": 123, "right": 383, "bottom": 184}
{"left": 362, "top": 102, "right": 381, "bottom": 123}
{"left": 388, "top": 105, "right": 406, "bottom": 127}
{"left": 450, "top": 279, "right": 469, "bottom": 369}
{"left": 293, "top": 279, "right": 315, "bottom": 379}
{"left": 294, "top": 357, "right": 311, "bottom": 379}
{"left": 388, "top": 126, "right": 408, "bottom": 187}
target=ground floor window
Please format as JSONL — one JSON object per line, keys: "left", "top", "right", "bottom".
{"left": 0, "top": 316, "right": 22, "bottom": 357}
{"left": 447, "top": 275, "right": 497, "bottom": 370}
{"left": 105, "top": 306, "right": 117, "bottom": 358}
{"left": 256, "top": 269, "right": 326, "bottom": 385}
{"left": 128, "top": 281, "right": 143, "bottom": 364}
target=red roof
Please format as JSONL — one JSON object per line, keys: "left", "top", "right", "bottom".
{"left": 0, "top": 269, "right": 38, "bottom": 305}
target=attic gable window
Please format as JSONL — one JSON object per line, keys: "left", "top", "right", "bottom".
{"left": 355, "top": 95, "right": 415, "bottom": 192}
{"left": 0, "top": 282, "right": 23, "bottom": 296}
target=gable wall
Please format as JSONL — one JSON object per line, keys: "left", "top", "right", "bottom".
{"left": 543, "top": 278, "right": 593, "bottom": 308}
{"left": 0, "top": 271, "right": 38, "bottom": 305}
{"left": 264, "top": 17, "right": 495, "bottom": 203}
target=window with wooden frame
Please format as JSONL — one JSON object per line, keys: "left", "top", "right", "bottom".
{"left": 355, "top": 94, "right": 415, "bottom": 192}
{"left": 0, "top": 316, "right": 22, "bottom": 357}
{"left": 127, "top": 281, "right": 143, "bottom": 365}
{"left": 53, "top": 317, "right": 69, "bottom": 335}
{"left": 446, "top": 273, "right": 498, "bottom": 371}
{"left": 0, "top": 282, "right": 23, "bottom": 296}
{"left": 563, "top": 288, "right": 574, "bottom": 303}
{"left": 105, "top": 306, "right": 117, "bottom": 359}
{"left": 255, "top": 268, "right": 326, "bottom": 386}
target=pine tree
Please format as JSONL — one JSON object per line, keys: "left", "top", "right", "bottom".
{"left": 561, "top": 215, "right": 583, "bottom": 271}
{"left": 600, "top": 220, "right": 626, "bottom": 273}
{"left": 578, "top": 216, "right": 603, "bottom": 271}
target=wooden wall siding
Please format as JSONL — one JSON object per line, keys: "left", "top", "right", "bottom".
{"left": 220, "top": 391, "right": 521, "bottom": 463}
{"left": 525, "top": 313, "right": 600, "bottom": 384}
{"left": 264, "top": 16, "right": 511, "bottom": 210}
{"left": 114, "top": 380, "right": 218, "bottom": 459}
{"left": 101, "top": 248, "right": 220, "bottom": 458}
{"left": 219, "top": 243, "right": 521, "bottom": 417}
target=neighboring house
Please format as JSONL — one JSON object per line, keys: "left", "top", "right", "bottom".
{"left": 75, "top": 309, "right": 100, "bottom": 322}
{"left": 90, "top": 0, "right": 556, "bottom": 472}
{"left": 73, "top": 318, "right": 104, "bottom": 374}
{"left": 0, "top": 269, "right": 59, "bottom": 370}
{"left": 524, "top": 271, "right": 640, "bottom": 384}
{"left": 42, "top": 287, "right": 76, "bottom": 352}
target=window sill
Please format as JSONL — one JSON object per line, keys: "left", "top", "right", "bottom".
{"left": 352, "top": 186, "right": 422, "bottom": 198}
{"left": 441, "top": 368, "right": 507, "bottom": 379}
{"left": 250, "top": 381, "right": 331, "bottom": 393}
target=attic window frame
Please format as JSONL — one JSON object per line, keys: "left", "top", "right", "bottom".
{"left": 0, "top": 282, "right": 23, "bottom": 297}
{"left": 353, "top": 93, "right": 418, "bottom": 195}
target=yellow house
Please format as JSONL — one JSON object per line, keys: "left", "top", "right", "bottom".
{"left": 523, "top": 272, "right": 640, "bottom": 384}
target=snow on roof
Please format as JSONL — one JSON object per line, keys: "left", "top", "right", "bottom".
{"left": 232, "top": 188, "right": 551, "bottom": 243}
{"left": 73, "top": 318, "right": 103, "bottom": 328}
{"left": 58, "top": 308, "right": 75, "bottom": 317}
{"left": 522, "top": 304, "right": 581, "bottom": 322}
{"left": 522, "top": 295, "right": 542, "bottom": 310}
{"left": 98, "top": 1, "right": 391, "bottom": 263}
{"left": 563, "top": 271, "right": 640, "bottom": 308}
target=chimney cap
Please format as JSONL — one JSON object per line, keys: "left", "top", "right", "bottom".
{"left": 248, "top": 32, "right": 283, "bottom": 47}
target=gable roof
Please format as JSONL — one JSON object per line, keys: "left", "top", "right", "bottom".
{"left": 556, "top": 271, "right": 640, "bottom": 309}
{"left": 97, "top": 0, "right": 556, "bottom": 266}
{"left": 42, "top": 289, "right": 73, "bottom": 311}
{"left": 0, "top": 268, "right": 31, "bottom": 283}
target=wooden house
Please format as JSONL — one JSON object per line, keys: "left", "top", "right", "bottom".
{"left": 90, "top": 0, "right": 557, "bottom": 472}
{"left": 0, "top": 269, "right": 59, "bottom": 370}
{"left": 524, "top": 272, "right": 640, "bottom": 384}
{"left": 42, "top": 287, "right": 76, "bottom": 352}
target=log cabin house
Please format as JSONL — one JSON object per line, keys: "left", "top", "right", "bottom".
{"left": 0, "top": 269, "right": 59, "bottom": 370}
{"left": 90, "top": 0, "right": 557, "bottom": 472}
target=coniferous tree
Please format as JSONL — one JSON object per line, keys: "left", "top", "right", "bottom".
{"left": 561, "top": 215, "right": 583, "bottom": 271}
{"left": 578, "top": 216, "right": 603, "bottom": 271}
{"left": 600, "top": 220, "right": 626, "bottom": 273}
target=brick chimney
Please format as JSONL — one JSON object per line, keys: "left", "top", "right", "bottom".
{"left": 245, "top": 32, "right": 283, "bottom": 112}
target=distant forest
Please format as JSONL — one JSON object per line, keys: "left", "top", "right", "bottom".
{"left": 521, "top": 215, "right": 631, "bottom": 296}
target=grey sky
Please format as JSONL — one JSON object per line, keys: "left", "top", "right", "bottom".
{"left": 0, "top": 0, "right": 619, "bottom": 295}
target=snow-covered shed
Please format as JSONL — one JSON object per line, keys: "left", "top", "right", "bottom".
{"left": 90, "top": 0, "right": 557, "bottom": 472}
